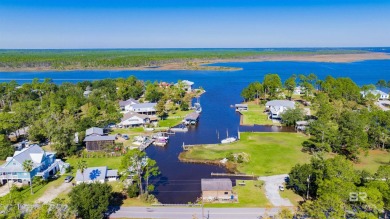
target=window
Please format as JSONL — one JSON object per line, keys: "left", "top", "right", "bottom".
{"left": 224, "top": 192, "right": 229, "bottom": 195}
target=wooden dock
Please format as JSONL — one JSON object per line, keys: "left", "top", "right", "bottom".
{"left": 139, "top": 139, "right": 154, "bottom": 151}
{"left": 170, "top": 127, "right": 188, "bottom": 132}
{"left": 211, "top": 172, "right": 255, "bottom": 177}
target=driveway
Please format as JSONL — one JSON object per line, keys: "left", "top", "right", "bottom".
{"left": 35, "top": 181, "right": 72, "bottom": 203}
{"left": 109, "top": 207, "right": 283, "bottom": 219}
{"left": 0, "top": 182, "right": 11, "bottom": 197}
{"left": 258, "top": 174, "right": 293, "bottom": 207}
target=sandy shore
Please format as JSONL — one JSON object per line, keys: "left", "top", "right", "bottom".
{"left": 1, "top": 52, "right": 389, "bottom": 72}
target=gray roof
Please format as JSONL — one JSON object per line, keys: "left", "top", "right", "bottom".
{"left": 235, "top": 104, "right": 248, "bottom": 107}
{"left": 75, "top": 166, "right": 107, "bottom": 182}
{"left": 360, "top": 90, "right": 388, "bottom": 96}
{"left": 84, "top": 135, "right": 116, "bottom": 142}
{"left": 296, "top": 121, "right": 309, "bottom": 126}
{"left": 86, "top": 127, "right": 103, "bottom": 136}
{"left": 119, "top": 98, "right": 139, "bottom": 107}
{"left": 201, "top": 178, "right": 232, "bottom": 191}
{"left": 265, "top": 100, "right": 295, "bottom": 108}
{"left": 107, "top": 169, "right": 118, "bottom": 177}
{"left": 185, "top": 112, "right": 200, "bottom": 121}
{"left": 0, "top": 144, "right": 49, "bottom": 172}
{"left": 121, "top": 111, "right": 148, "bottom": 122}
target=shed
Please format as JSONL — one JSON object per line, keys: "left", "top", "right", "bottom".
{"left": 84, "top": 135, "right": 116, "bottom": 151}
{"left": 184, "top": 112, "right": 200, "bottom": 122}
{"left": 201, "top": 178, "right": 233, "bottom": 201}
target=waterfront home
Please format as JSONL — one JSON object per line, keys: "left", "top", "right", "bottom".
{"left": 84, "top": 127, "right": 116, "bottom": 151}
{"left": 201, "top": 178, "right": 235, "bottom": 202}
{"left": 235, "top": 104, "right": 248, "bottom": 112}
{"left": 360, "top": 90, "right": 389, "bottom": 100}
{"left": 75, "top": 166, "right": 118, "bottom": 184}
{"left": 0, "top": 145, "right": 69, "bottom": 185}
{"left": 119, "top": 98, "right": 140, "bottom": 111}
{"left": 128, "top": 103, "right": 157, "bottom": 115}
{"left": 265, "top": 100, "right": 295, "bottom": 119}
{"left": 175, "top": 80, "right": 194, "bottom": 92}
{"left": 118, "top": 111, "right": 150, "bottom": 128}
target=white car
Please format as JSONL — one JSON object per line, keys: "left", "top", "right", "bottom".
{"left": 279, "top": 185, "right": 285, "bottom": 191}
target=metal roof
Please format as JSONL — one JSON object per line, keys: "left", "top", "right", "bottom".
{"left": 121, "top": 111, "right": 148, "bottom": 122}
{"left": 185, "top": 112, "right": 200, "bottom": 121}
{"left": 0, "top": 144, "right": 48, "bottom": 172}
{"left": 86, "top": 127, "right": 104, "bottom": 136}
{"left": 201, "top": 178, "right": 232, "bottom": 191}
{"left": 75, "top": 166, "right": 107, "bottom": 182}
{"left": 265, "top": 100, "right": 295, "bottom": 108}
{"left": 119, "top": 98, "right": 139, "bottom": 107}
{"left": 84, "top": 135, "right": 116, "bottom": 142}
{"left": 131, "top": 103, "right": 157, "bottom": 109}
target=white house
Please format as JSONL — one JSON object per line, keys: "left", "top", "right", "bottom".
{"left": 75, "top": 166, "right": 118, "bottom": 184}
{"left": 360, "top": 90, "right": 389, "bottom": 100}
{"left": 119, "top": 98, "right": 139, "bottom": 111}
{"left": 118, "top": 112, "right": 148, "bottom": 128}
{"left": 294, "top": 86, "right": 303, "bottom": 95}
{"left": 85, "top": 127, "right": 104, "bottom": 136}
{"left": 128, "top": 103, "right": 157, "bottom": 114}
{"left": 175, "top": 80, "right": 194, "bottom": 92}
{"left": 265, "top": 100, "right": 295, "bottom": 119}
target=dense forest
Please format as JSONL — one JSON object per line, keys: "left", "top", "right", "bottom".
{"left": 0, "top": 49, "right": 367, "bottom": 69}
{"left": 0, "top": 76, "right": 192, "bottom": 159}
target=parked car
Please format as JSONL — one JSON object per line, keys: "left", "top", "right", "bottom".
{"left": 122, "top": 134, "right": 129, "bottom": 140}
{"left": 279, "top": 185, "right": 285, "bottom": 191}
{"left": 64, "top": 176, "right": 73, "bottom": 183}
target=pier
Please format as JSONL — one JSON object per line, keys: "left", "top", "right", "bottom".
{"left": 211, "top": 172, "right": 255, "bottom": 177}
{"left": 139, "top": 139, "right": 154, "bottom": 151}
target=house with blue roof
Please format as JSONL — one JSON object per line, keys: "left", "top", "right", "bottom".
{"left": 0, "top": 145, "right": 69, "bottom": 185}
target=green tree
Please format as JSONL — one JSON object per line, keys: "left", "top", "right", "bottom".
{"left": 280, "top": 108, "right": 305, "bottom": 126}
{"left": 69, "top": 183, "right": 112, "bottom": 219}
{"left": 156, "top": 100, "right": 167, "bottom": 119}
{"left": 143, "top": 159, "right": 160, "bottom": 193}
{"left": 22, "top": 160, "right": 34, "bottom": 194}
{"left": 284, "top": 75, "right": 296, "bottom": 98}
{"left": 376, "top": 79, "right": 387, "bottom": 90}
{"left": 263, "top": 74, "right": 282, "bottom": 99}
{"left": 0, "top": 134, "right": 13, "bottom": 160}
{"left": 76, "top": 160, "right": 88, "bottom": 182}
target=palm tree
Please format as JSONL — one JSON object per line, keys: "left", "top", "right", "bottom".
{"left": 76, "top": 160, "right": 87, "bottom": 183}
{"left": 22, "top": 159, "right": 34, "bottom": 194}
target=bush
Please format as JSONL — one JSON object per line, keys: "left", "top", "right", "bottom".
{"left": 127, "top": 183, "right": 139, "bottom": 198}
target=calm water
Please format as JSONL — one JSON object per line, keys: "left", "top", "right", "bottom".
{"left": 1, "top": 60, "right": 390, "bottom": 203}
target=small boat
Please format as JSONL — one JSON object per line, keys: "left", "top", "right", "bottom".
{"left": 221, "top": 137, "right": 237, "bottom": 144}
{"left": 190, "top": 121, "right": 196, "bottom": 125}
{"left": 220, "top": 129, "right": 237, "bottom": 144}
{"left": 194, "top": 97, "right": 202, "bottom": 113}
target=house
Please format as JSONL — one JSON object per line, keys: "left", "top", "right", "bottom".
{"left": 118, "top": 112, "right": 149, "bottom": 128}
{"left": 175, "top": 80, "right": 194, "bottom": 92}
{"left": 83, "top": 90, "right": 92, "bottom": 97}
{"left": 201, "top": 178, "right": 236, "bottom": 202}
{"left": 265, "top": 100, "right": 295, "bottom": 119}
{"left": 0, "top": 145, "right": 69, "bottom": 185}
{"left": 84, "top": 135, "right": 116, "bottom": 151}
{"left": 128, "top": 103, "right": 157, "bottom": 115}
{"left": 119, "top": 98, "right": 139, "bottom": 111}
{"left": 294, "top": 86, "right": 303, "bottom": 95}
{"left": 235, "top": 104, "right": 248, "bottom": 112}
{"left": 75, "top": 166, "right": 118, "bottom": 184}
{"left": 360, "top": 90, "right": 389, "bottom": 100}
{"left": 295, "top": 120, "right": 310, "bottom": 132}
{"left": 86, "top": 127, "right": 104, "bottom": 136}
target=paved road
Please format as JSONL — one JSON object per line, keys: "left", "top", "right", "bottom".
{"left": 109, "top": 207, "right": 283, "bottom": 219}
{"left": 258, "top": 174, "right": 293, "bottom": 207}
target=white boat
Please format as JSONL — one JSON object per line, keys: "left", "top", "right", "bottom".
{"left": 220, "top": 129, "right": 237, "bottom": 144}
{"left": 194, "top": 97, "right": 202, "bottom": 113}
{"left": 221, "top": 137, "right": 237, "bottom": 144}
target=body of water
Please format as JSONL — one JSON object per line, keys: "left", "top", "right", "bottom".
{"left": 1, "top": 59, "right": 389, "bottom": 203}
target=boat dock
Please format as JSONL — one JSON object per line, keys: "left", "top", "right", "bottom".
{"left": 170, "top": 127, "right": 188, "bottom": 132}
{"left": 139, "top": 139, "right": 154, "bottom": 151}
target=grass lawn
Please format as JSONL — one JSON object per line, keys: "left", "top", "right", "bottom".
{"left": 65, "top": 156, "right": 122, "bottom": 174}
{"left": 204, "top": 180, "right": 270, "bottom": 208}
{"left": 355, "top": 150, "right": 390, "bottom": 173}
{"left": 240, "top": 102, "right": 274, "bottom": 126}
{"left": 181, "top": 132, "right": 310, "bottom": 176}
{"left": 158, "top": 109, "right": 193, "bottom": 127}
{"left": 280, "top": 188, "right": 304, "bottom": 207}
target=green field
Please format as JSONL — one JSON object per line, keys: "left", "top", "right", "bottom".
{"left": 240, "top": 102, "right": 275, "bottom": 126}
{"left": 355, "top": 150, "right": 390, "bottom": 173}
{"left": 181, "top": 132, "right": 310, "bottom": 176}
{"left": 205, "top": 180, "right": 270, "bottom": 208}
{"left": 65, "top": 156, "right": 122, "bottom": 173}
{"left": 158, "top": 109, "right": 193, "bottom": 127}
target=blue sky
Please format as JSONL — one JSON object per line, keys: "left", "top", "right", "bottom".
{"left": 1, "top": 0, "right": 390, "bottom": 48}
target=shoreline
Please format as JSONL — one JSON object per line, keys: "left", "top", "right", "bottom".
{"left": 1, "top": 52, "right": 389, "bottom": 72}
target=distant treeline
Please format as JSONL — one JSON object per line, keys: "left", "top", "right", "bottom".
{"left": 0, "top": 49, "right": 366, "bottom": 69}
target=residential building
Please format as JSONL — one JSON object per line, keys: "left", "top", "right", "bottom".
{"left": 86, "top": 127, "right": 104, "bottom": 136}
{"left": 83, "top": 90, "right": 92, "bottom": 97}
{"left": 0, "top": 145, "right": 69, "bottom": 185}
{"left": 265, "top": 100, "right": 295, "bottom": 119}
{"left": 360, "top": 90, "right": 389, "bottom": 100}
{"left": 175, "top": 80, "right": 194, "bottom": 92}
{"left": 118, "top": 111, "right": 158, "bottom": 128}
{"left": 201, "top": 178, "right": 235, "bottom": 202}
{"left": 119, "top": 98, "right": 140, "bottom": 111}
{"left": 84, "top": 127, "right": 116, "bottom": 151}
{"left": 128, "top": 103, "right": 157, "bottom": 115}
{"left": 75, "top": 166, "right": 118, "bottom": 184}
